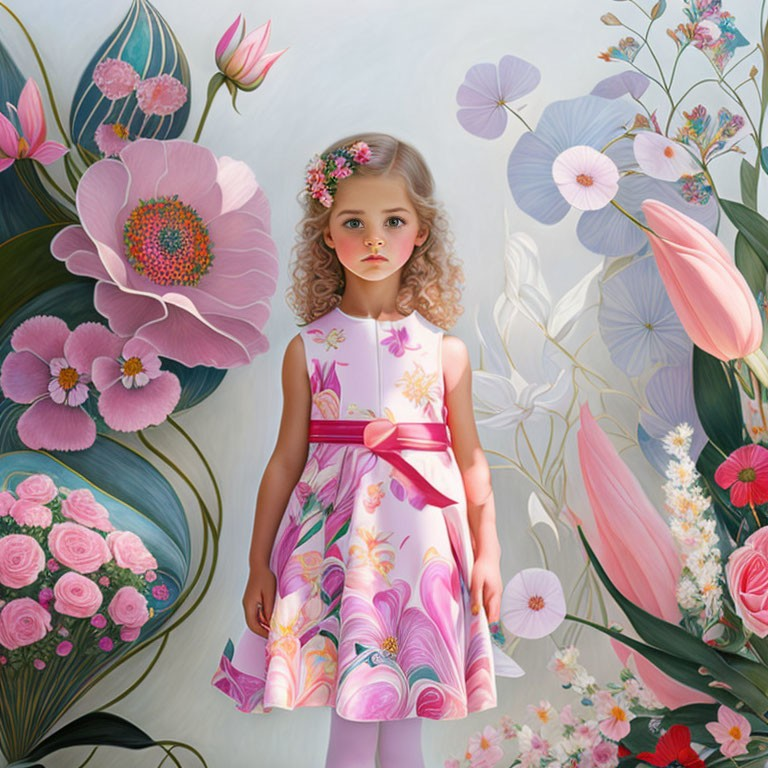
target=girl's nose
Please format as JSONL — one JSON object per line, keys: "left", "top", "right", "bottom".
{"left": 364, "top": 236, "right": 385, "bottom": 251}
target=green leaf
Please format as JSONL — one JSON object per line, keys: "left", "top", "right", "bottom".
{"left": 761, "top": 148, "right": 768, "bottom": 177}
{"left": 19, "top": 712, "right": 156, "bottom": 764}
{"left": 296, "top": 519, "right": 323, "bottom": 548}
{"left": 577, "top": 529, "right": 768, "bottom": 714}
{"left": 0, "top": 224, "right": 83, "bottom": 327}
{"left": 622, "top": 717, "right": 661, "bottom": 755}
{"left": 692, "top": 347, "right": 745, "bottom": 455}
{"left": 720, "top": 199, "right": 768, "bottom": 270}
{"left": 735, "top": 232, "right": 767, "bottom": 295}
{"left": 740, "top": 158, "right": 759, "bottom": 209}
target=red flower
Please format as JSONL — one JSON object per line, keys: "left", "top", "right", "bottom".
{"left": 637, "top": 725, "right": 705, "bottom": 768}
{"left": 714, "top": 444, "right": 768, "bottom": 507}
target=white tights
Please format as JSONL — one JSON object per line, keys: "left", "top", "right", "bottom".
{"left": 324, "top": 710, "right": 425, "bottom": 768}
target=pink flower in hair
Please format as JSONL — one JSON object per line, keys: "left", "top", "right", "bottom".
{"left": 92, "top": 59, "right": 140, "bottom": 100}
{"left": 136, "top": 74, "right": 188, "bottom": 116}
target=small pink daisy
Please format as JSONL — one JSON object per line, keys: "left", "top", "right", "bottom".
{"left": 705, "top": 706, "right": 751, "bottom": 758}
{"left": 501, "top": 568, "right": 566, "bottom": 639}
{"left": 136, "top": 74, "right": 188, "bottom": 116}
{"left": 92, "top": 58, "right": 140, "bottom": 100}
{"left": 467, "top": 725, "right": 504, "bottom": 767}
{"left": 551, "top": 145, "right": 619, "bottom": 211}
{"left": 714, "top": 444, "right": 768, "bottom": 507}
{"left": 595, "top": 690, "right": 633, "bottom": 740}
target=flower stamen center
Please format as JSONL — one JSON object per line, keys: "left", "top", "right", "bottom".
{"left": 728, "top": 726, "right": 742, "bottom": 739}
{"left": 112, "top": 123, "right": 130, "bottom": 139}
{"left": 122, "top": 356, "right": 144, "bottom": 377}
{"left": 123, "top": 195, "right": 213, "bottom": 287}
{"left": 528, "top": 595, "right": 545, "bottom": 611}
{"left": 57, "top": 367, "right": 79, "bottom": 391}
{"left": 576, "top": 173, "right": 594, "bottom": 187}
{"left": 663, "top": 146, "right": 675, "bottom": 158}
{"left": 382, "top": 635, "right": 398, "bottom": 655}
{"left": 610, "top": 705, "right": 627, "bottom": 721}
{"left": 738, "top": 467, "right": 756, "bottom": 482}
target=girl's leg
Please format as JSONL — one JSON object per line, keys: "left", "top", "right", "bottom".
{"left": 324, "top": 709, "right": 379, "bottom": 768}
{"left": 377, "top": 718, "right": 425, "bottom": 768}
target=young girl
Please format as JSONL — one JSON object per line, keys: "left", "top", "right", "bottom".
{"left": 212, "top": 133, "right": 503, "bottom": 768}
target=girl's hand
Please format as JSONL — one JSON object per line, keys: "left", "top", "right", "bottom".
{"left": 470, "top": 555, "right": 502, "bottom": 624}
{"left": 243, "top": 564, "right": 276, "bottom": 638}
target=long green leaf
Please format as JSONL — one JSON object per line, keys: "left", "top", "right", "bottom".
{"left": 720, "top": 199, "right": 768, "bottom": 269}
{"left": 740, "top": 158, "right": 759, "bottom": 211}
{"left": 735, "top": 232, "right": 767, "bottom": 295}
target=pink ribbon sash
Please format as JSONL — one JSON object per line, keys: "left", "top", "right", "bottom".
{"left": 308, "top": 418, "right": 458, "bottom": 508}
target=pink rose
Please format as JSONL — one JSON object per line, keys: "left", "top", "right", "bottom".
{"left": 47, "top": 522, "right": 112, "bottom": 574}
{"left": 0, "top": 597, "right": 52, "bottom": 649}
{"left": 10, "top": 498, "right": 52, "bottom": 528}
{"left": 107, "top": 586, "right": 149, "bottom": 630}
{"left": 53, "top": 571, "right": 103, "bottom": 618}
{"left": 61, "top": 489, "right": 114, "bottom": 531}
{"left": 106, "top": 531, "right": 157, "bottom": 574}
{"left": 727, "top": 527, "right": 768, "bottom": 637}
{"left": 0, "top": 534, "right": 46, "bottom": 588}
{"left": 0, "top": 491, "right": 14, "bottom": 516}
{"left": 15, "top": 474, "right": 57, "bottom": 504}
{"left": 120, "top": 625, "right": 141, "bottom": 642}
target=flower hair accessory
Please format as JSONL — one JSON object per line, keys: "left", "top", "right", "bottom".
{"left": 305, "top": 141, "right": 372, "bottom": 208}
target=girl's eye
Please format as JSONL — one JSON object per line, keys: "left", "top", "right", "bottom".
{"left": 386, "top": 217, "right": 405, "bottom": 228}
{"left": 343, "top": 219, "right": 363, "bottom": 229}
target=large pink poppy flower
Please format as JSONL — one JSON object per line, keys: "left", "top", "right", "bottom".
{"left": 0, "top": 316, "right": 115, "bottom": 450}
{"left": 50, "top": 139, "right": 279, "bottom": 368}
{"left": 714, "top": 444, "right": 768, "bottom": 507}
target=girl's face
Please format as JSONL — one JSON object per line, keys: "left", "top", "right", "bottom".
{"left": 323, "top": 174, "right": 428, "bottom": 283}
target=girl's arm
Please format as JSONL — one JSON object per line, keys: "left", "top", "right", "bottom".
{"left": 442, "top": 334, "right": 502, "bottom": 623}
{"left": 242, "top": 332, "right": 311, "bottom": 636}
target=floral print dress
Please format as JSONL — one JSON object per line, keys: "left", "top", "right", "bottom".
{"left": 213, "top": 308, "right": 497, "bottom": 721}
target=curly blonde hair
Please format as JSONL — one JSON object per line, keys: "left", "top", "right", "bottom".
{"left": 286, "top": 132, "right": 464, "bottom": 330}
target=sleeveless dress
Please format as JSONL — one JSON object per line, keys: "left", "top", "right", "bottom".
{"left": 212, "top": 308, "right": 498, "bottom": 721}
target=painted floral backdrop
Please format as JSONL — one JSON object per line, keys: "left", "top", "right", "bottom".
{"left": 2, "top": 0, "right": 768, "bottom": 766}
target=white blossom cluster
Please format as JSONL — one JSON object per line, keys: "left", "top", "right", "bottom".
{"left": 662, "top": 424, "right": 724, "bottom": 628}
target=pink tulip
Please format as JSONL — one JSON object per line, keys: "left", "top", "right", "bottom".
{"left": 215, "top": 16, "right": 286, "bottom": 91}
{"left": 0, "top": 79, "right": 68, "bottom": 172}
{"left": 577, "top": 403, "right": 712, "bottom": 708}
{"left": 641, "top": 199, "right": 762, "bottom": 362}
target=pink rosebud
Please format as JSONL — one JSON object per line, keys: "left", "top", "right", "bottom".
{"left": 61, "top": 488, "right": 114, "bottom": 531}
{"left": 145, "top": 570, "right": 157, "bottom": 583}
{"left": 0, "top": 597, "right": 52, "bottom": 649}
{"left": 215, "top": 16, "right": 286, "bottom": 91}
{"left": 90, "top": 614, "right": 107, "bottom": 629}
{"left": 135, "top": 74, "right": 187, "bottom": 116}
{"left": 33, "top": 658, "right": 46, "bottom": 670}
{"left": 106, "top": 530, "right": 157, "bottom": 574}
{"left": 38, "top": 587, "right": 54, "bottom": 608}
{"left": 56, "top": 640, "right": 73, "bottom": 656}
{"left": 98, "top": 576, "right": 110, "bottom": 587}
{"left": 47, "top": 558, "right": 60, "bottom": 573}
{"left": 0, "top": 491, "right": 14, "bottom": 516}
{"left": 98, "top": 636, "right": 113, "bottom": 652}
{"left": 152, "top": 583, "right": 169, "bottom": 601}
{"left": 726, "top": 527, "right": 768, "bottom": 637}
{"left": 0, "top": 656, "right": 6, "bottom": 664}
{"left": 58, "top": 626, "right": 69, "bottom": 636}
{"left": 120, "top": 625, "right": 141, "bottom": 642}
{"left": 47, "top": 522, "right": 111, "bottom": 574}
{"left": 15, "top": 474, "right": 57, "bottom": 503}
{"left": 0, "top": 534, "right": 46, "bottom": 589}
{"left": 92, "top": 58, "right": 140, "bottom": 100}
{"left": 9, "top": 499, "right": 52, "bottom": 528}
{"left": 642, "top": 199, "right": 762, "bottom": 361}
{"left": 53, "top": 571, "right": 103, "bottom": 618}
{"left": 108, "top": 586, "right": 149, "bottom": 631}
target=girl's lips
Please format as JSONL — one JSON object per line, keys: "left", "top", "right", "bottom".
{"left": 363, "top": 254, "right": 387, "bottom": 261}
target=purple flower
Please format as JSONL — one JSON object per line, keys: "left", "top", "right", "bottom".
{"left": 456, "top": 55, "right": 540, "bottom": 139}
{"left": 591, "top": 71, "right": 650, "bottom": 100}
{"left": 0, "top": 316, "right": 116, "bottom": 451}
{"left": 56, "top": 640, "right": 73, "bottom": 656}
{"left": 152, "top": 583, "right": 169, "bottom": 601}
{"left": 92, "top": 336, "right": 181, "bottom": 432}
{"left": 51, "top": 139, "right": 279, "bottom": 369}
{"left": 380, "top": 327, "right": 420, "bottom": 357}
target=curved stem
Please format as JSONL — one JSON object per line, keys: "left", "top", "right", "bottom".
{"left": 35, "top": 161, "right": 76, "bottom": 206}
{"left": 155, "top": 741, "right": 209, "bottom": 768}
{"left": 610, "top": 197, "right": 653, "bottom": 235}
{"left": 193, "top": 73, "right": 227, "bottom": 143}
{"left": 0, "top": 2, "right": 71, "bottom": 146}
{"left": 502, "top": 103, "right": 533, "bottom": 132}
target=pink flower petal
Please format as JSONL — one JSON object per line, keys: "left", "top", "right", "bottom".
{"left": 216, "top": 156, "right": 260, "bottom": 217}
{"left": 30, "top": 140, "right": 68, "bottom": 165}
{"left": 16, "top": 79, "right": 45, "bottom": 151}
{"left": 64, "top": 322, "right": 121, "bottom": 374}
{"left": 634, "top": 132, "right": 699, "bottom": 182}
{"left": 11, "top": 315, "right": 69, "bottom": 361}
{"left": 0, "top": 112, "right": 19, "bottom": 157}
{"left": 0, "top": 351, "right": 50, "bottom": 403}
{"left": 120, "top": 337, "right": 160, "bottom": 367}
{"left": 91, "top": 356, "right": 122, "bottom": 391}
{"left": 155, "top": 140, "right": 220, "bottom": 208}
{"left": 94, "top": 283, "right": 166, "bottom": 337}
{"left": 215, "top": 15, "right": 243, "bottom": 64}
{"left": 17, "top": 399, "right": 96, "bottom": 451}
{"left": 50, "top": 226, "right": 111, "bottom": 281}
{"left": 97, "top": 370, "right": 180, "bottom": 431}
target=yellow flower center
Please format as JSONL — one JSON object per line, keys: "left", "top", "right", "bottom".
{"left": 576, "top": 173, "right": 594, "bottom": 187}
{"left": 611, "top": 705, "right": 627, "bottom": 722}
{"left": 17, "top": 136, "right": 29, "bottom": 157}
{"left": 729, "top": 726, "right": 742, "bottom": 740}
{"left": 528, "top": 595, "right": 545, "bottom": 611}
{"left": 382, "top": 635, "right": 398, "bottom": 655}
{"left": 112, "top": 122, "right": 130, "bottom": 139}
{"left": 663, "top": 146, "right": 675, "bottom": 158}
{"left": 57, "top": 367, "right": 79, "bottom": 391}
{"left": 122, "top": 356, "right": 145, "bottom": 377}
{"left": 738, "top": 467, "right": 756, "bottom": 482}
{"left": 480, "top": 736, "right": 491, "bottom": 750}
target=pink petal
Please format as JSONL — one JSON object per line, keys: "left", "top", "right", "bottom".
{"left": 0, "top": 112, "right": 19, "bottom": 157}
{"left": 0, "top": 157, "right": 14, "bottom": 172}
{"left": 17, "top": 399, "right": 96, "bottom": 451}
{"left": 50, "top": 225, "right": 111, "bottom": 281}
{"left": 215, "top": 15, "right": 243, "bottom": 64}
{"left": 155, "top": 140, "right": 220, "bottom": 204}
{"left": 64, "top": 322, "right": 121, "bottom": 374}
{"left": 30, "top": 140, "right": 68, "bottom": 165}
{"left": 457, "top": 62, "right": 501, "bottom": 104}
{"left": 216, "top": 156, "right": 260, "bottom": 217}
{"left": 226, "top": 21, "right": 271, "bottom": 78}
{"left": 0, "top": 351, "right": 50, "bottom": 402}
{"left": 17, "top": 79, "right": 45, "bottom": 150}
{"left": 11, "top": 315, "right": 69, "bottom": 361}
{"left": 97, "top": 371, "right": 180, "bottom": 431}
{"left": 94, "top": 283, "right": 166, "bottom": 337}
{"left": 238, "top": 48, "right": 286, "bottom": 86}
{"left": 634, "top": 132, "right": 698, "bottom": 182}
{"left": 91, "top": 357, "right": 122, "bottom": 391}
